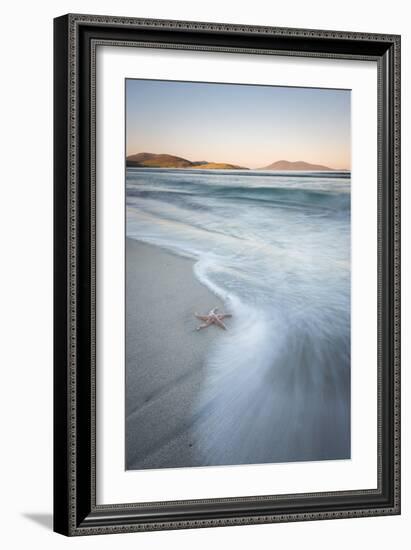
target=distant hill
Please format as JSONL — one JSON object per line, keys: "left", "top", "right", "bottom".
{"left": 126, "top": 152, "right": 248, "bottom": 170}
{"left": 260, "top": 160, "right": 335, "bottom": 171}
{"left": 126, "top": 152, "right": 193, "bottom": 168}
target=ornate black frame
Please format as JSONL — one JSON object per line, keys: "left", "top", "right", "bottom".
{"left": 53, "top": 13, "right": 401, "bottom": 536}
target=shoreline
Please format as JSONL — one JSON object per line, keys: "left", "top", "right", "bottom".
{"left": 125, "top": 237, "right": 224, "bottom": 470}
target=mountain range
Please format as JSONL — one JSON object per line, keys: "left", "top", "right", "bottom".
{"left": 126, "top": 152, "right": 247, "bottom": 170}
{"left": 126, "top": 152, "right": 337, "bottom": 171}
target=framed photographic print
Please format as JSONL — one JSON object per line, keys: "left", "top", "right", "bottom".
{"left": 53, "top": 14, "right": 401, "bottom": 536}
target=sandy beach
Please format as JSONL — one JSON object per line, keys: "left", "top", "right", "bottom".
{"left": 126, "top": 238, "right": 224, "bottom": 470}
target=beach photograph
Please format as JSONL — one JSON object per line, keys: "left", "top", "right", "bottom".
{"left": 125, "top": 79, "right": 351, "bottom": 471}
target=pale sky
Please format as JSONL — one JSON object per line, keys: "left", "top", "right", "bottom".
{"left": 126, "top": 79, "right": 351, "bottom": 170}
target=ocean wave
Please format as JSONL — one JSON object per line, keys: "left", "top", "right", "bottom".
{"left": 127, "top": 183, "right": 350, "bottom": 215}
{"left": 193, "top": 256, "right": 350, "bottom": 464}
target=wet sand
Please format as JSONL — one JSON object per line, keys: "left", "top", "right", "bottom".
{"left": 125, "top": 238, "right": 223, "bottom": 469}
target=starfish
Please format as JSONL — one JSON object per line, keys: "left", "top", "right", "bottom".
{"left": 194, "top": 307, "right": 232, "bottom": 331}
